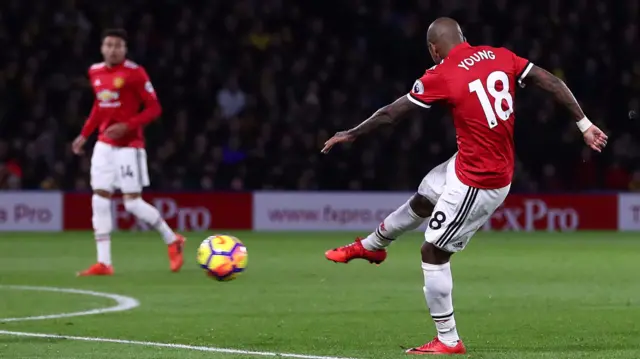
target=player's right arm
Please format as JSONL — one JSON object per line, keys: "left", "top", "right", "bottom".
{"left": 321, "top": 69, "right": 447, "bottom": 153}
{"left": 73, "top": 67, "right": 103, "bottom": 155}
{"left": 80, "top": 100, "right": 101, "bottom": 137}
{"left": 321, "top": 96, "right": 418, "bottom": 153}
{"left": 72, "top": 100, "right": 101, "bottom": 155}
{"left": 525, "top": 65, "right": 608, "bottom": 152}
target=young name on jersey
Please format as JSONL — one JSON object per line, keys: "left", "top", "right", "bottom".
{"left": 457, "top": 50, "right": 496, "bottom": 71}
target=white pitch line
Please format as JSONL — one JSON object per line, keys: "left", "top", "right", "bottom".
{"left": 0, "top": 286, "right": 356, "bottom": 359}
{"left": 0, "top": 330, "right": 360, "bottom": 359}
{"left": 0, "top": 285, "right": 140, "bottom": 322}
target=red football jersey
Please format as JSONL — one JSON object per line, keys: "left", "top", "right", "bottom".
{"left": 408, "top": 42, "right": 532, "bottom": 189}
{"left": 81, "top": 60, "right": 162, "bottom": 148}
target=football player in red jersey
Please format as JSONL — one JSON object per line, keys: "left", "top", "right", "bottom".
{"left": 71, "top": 29, "right": 185, "bottom": 276}
{"left": 322, "top": 18, "right": 607, "bottom": 355}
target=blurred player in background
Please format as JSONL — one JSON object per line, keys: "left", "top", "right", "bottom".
{"left": 72, "top": 29, "right": 185, "bottom": 276}
{"left": 322, "top": 18, "right": 608, "bottom": 355}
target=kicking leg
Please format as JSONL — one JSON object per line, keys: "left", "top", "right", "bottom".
{"left": 123, "top": 193, "right": 185, "bottom": 272}
{"left": 361, "top": 193, "right": 434, "bottom": 250}
{"left": 325, "top": 154, "right": 450, "bottom": 265}
{"left": 325, "top": 193, "right": 433, "bottom": 264}
{"left": 361, "top": 154, "right": 452, "bottom": 251}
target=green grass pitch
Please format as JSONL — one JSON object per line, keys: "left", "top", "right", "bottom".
{"left": 0, "top": 231, "right": 639, "bottom": 359}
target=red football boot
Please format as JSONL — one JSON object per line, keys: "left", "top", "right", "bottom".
{"left": 77, "top": 263, "right": 114, "bottom": 276}
{"left": 406, "top": 337, "right": 466, "bottom": 355}
{"left": 168, "top": 234, "right": 186, "bottom": 272}
{"left": 325, "top": 238, "right": 387, "bottom": 264}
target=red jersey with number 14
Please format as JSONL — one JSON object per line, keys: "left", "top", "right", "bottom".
{"left": 407, "top": 42, "right": 532, "bottom": 189}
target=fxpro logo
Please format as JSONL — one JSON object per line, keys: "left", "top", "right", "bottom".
{"left": 483, "top": 199, "right": 579, "bottom": 231}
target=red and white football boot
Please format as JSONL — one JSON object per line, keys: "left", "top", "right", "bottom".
{"left": 325, "top": 237, "right": 387, "bottom": 264}
{"left": 406, "top": 337, "right": 467, "bottom": 355}
{"left": 168, "top": 234, "right": 186, "bottom": 272}
{"left": 77, "top": 262, "right": 114, "bottom": 276}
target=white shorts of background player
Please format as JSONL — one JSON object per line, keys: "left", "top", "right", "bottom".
{"left": 90, "top": 141, "right": 150, "bottom": 193}
{"left": 418, "top": 154, "right": 510, "bottom": 253}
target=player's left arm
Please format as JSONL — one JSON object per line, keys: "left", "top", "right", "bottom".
{"left": 525, "top": 65, "right": 608, "bottom": 152}
{"left": 127, "top": 67, "right": 162, "bottom": 130}
{"left": 525, "top": 65, "right": 584, "bottom": 121}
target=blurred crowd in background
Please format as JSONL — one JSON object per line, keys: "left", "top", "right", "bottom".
{"left": 0, "top": 0, "right": 639, "bottom": 192}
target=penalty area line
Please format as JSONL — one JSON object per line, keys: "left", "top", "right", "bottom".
{"left": 0, "top": 330, "right": 360, "bottom": 359}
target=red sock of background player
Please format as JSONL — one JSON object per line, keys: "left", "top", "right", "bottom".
{"left": 92, "top": 194, "right": 113, "bottom": 265}
{"left": 361, "top": 200, "right": 426, "bottom": 251}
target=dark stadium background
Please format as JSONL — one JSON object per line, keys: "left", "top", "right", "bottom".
{"left": 2, "top": 2, "right": 640, "bottom": 359}
{"left": 0, "top": 0, "right": 637, "bottom": 192}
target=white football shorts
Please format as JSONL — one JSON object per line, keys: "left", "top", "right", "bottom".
{"left": 90, "top": 141, "right": 150, "bottom": 193}
{"left": 418, "top": 153, "right": 510, "bottom": 252}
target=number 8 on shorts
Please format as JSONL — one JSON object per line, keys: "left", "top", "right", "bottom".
{"left": 422, "top": 157, "right": 509, "bottom": 253}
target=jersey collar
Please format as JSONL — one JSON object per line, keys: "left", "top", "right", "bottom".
{"left": 106, "top": 60, "right": 126, "bottom": 71}
{"left": 446, "top": 42, "right": 471, "bottom": 59}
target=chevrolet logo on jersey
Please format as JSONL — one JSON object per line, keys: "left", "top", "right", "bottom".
{"left": 96, "top": 89, "right": 121, "bottom": 108}
{"left": 113, "top": 77, "right": 125, "bottom": 88}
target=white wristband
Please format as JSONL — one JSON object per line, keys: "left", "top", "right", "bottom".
{"left": 576, "top": 117, "right": 593, "bottom": 133}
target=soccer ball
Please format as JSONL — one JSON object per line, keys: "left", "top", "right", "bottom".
{"left": 197, "top": 235, "right": 248, "bottom": 281}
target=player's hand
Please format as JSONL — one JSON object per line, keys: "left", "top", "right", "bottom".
{"left": 321, "top": 131, "right": 356, "bottom": 154}
{"left": 71, "top": 135, "right": 87, "bottom": 155}
{"left": 104, "top": 123, "right": 129, "bottom": 140}
{"left": 583, "top": 125, "right": 608, "bottom": 152}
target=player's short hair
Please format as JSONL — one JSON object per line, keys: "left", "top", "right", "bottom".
{"left": 101, "top": 28, "right": 128, "bottom": 42}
